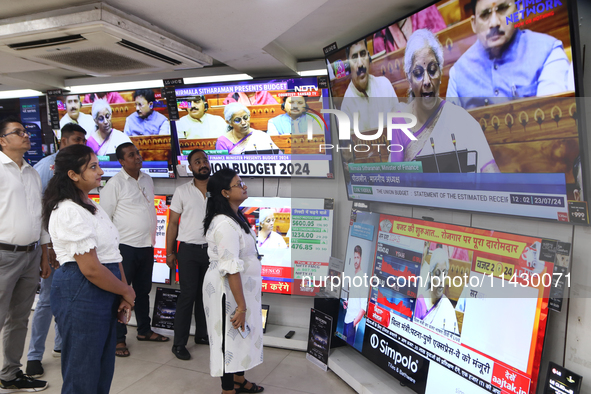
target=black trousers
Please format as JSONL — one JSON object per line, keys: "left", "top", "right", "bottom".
{"left": 173, "top": 242, "right": 209, "bottom": 346}
{"left": 116, "top": 244, "right": 154, "bottom": 342}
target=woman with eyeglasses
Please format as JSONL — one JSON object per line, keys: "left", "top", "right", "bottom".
{"left": 86, "top": 99, "right": 131, "bottom": 157}
{"left": 202, "top": 168, "right": 264, "bottom": 394}
{"left": 216, "top": 102, "right": 280, "bottom": 155}
{"left": 414, "top": 245, "right": 459, "bottom": 335}
{"left": 257, "top": 209, "right": 287, "bottom": 249}
{"left": 389, "top": 29, "right": 499, "bottom": 173}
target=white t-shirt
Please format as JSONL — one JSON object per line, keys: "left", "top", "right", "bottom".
{"left": 169, "top": 180, "right": 207, "bottom": 244}
{"left": 58, "top": 112, "right": 96, "bottom": 139}
{"left": 344, "top": 297, "right": 365, "bottom": 325}
{"left": 340, "top": 75, "right": 399, "bottom": 133}
{"left": 176, "top": 113, "right": 227, "bottom": 139}
{"left": 100, "top": 169, "right": 157, "bottom": 248}
{"left": 49, "top": 200, "right": 122, "bottom": 265}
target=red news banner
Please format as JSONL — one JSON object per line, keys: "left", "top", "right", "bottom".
{"left": 366, "top": 215, "right": 555, "bottom": 394}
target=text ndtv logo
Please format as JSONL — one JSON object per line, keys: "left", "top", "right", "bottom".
{"left": 306, "top": 110, "right": 418, "bottom": 153}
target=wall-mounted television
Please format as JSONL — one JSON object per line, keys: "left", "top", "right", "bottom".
{"left": 50, "top": 89, "right": 175, "bottom": 178}
{"left": 0, "top": 96, "right": 47, "bottom": 166}
{"left": 334, "top": 203, "right": 564, "bottom": 394}
{"left": 325, "top": 0, "right": 586, "bottom": 223}
{"left": 238, "top": 197, "right": 334, "bottom": 295}
{"left": 172, "top": 76, "right": 334, "bottom": 178}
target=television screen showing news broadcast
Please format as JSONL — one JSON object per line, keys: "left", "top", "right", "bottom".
{"left": 172, "top": 76, "right": 334, "bottom": 178}
{"left": 239, "top": 197, "right": 334, "bottom": 296}
{"left": 50, "top": 89, "right": 175, "bottom": 178}
{"left": 334, "top": 204, "right": 566, "bottom": 394}
{"left": 325, "top": 0, "right": 586, "bottom": 223}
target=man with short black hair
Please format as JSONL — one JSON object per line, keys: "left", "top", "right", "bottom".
{"left": 176, "top": 96, "right": 226, "bottom": 139}
{"left": 340, "top": 39, "right": 398, "bottom": 133}
{"left": 100, "top": 142, "right": 166, "bottom": 357}
{"left": 0, "top": 116, "right": 50, "bottom": 392}
{"left": 124, "top": 89, "right": 170, "bottom": 136}
{"left": 25, "top": 122, "right": 87, "bottom": 378}
{"left": 58, "top": 95, "right": 95, "bottom": 139}
{"left": 446, "top": 0, "right": 572, "bottom": 108}
{"left": 166, "top": 149, "right": 211, "bottom": 360}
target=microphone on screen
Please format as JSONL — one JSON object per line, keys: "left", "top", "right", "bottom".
{"left": 430, "top": 137, "right": 440, "bottom": 173}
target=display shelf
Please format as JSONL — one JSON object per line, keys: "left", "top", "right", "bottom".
{"left": 328, "top": 347, "right": 415, "bottom": 394}
{"left": 263, "top": 324, "right": 307, "bottom": 351}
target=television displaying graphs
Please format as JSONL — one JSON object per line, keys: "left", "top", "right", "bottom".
{"left": 334, "top": 204, "right": 568, "bottom": 394}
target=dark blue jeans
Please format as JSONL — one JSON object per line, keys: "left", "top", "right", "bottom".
{"left": 344, "top": 322, "right": 356, "bottom": 346}
{"left": 51, "top": 262, "right": 120, "bottom": 394}
{"left": 116, "top": 244, "right": 154, "bottom": 342}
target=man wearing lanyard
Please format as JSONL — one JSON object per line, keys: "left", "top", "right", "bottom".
{"left": 100, "top": 142, "right": 167, "bottom": 358}
{"left": 166, "top": 149, "right": 211, "bottom": 360}
{"left": 0, "top": 117, "right": 50, "bottom": 391}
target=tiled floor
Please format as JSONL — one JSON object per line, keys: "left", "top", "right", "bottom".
{"left": 2, "top": 319, "right": 356, "bottom": 393}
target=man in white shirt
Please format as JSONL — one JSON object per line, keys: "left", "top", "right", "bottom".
{"left": 0, "top": 117, "right": 50, "bottom": 392}
{"left": 176, "top": 96, "right": 227, "bottom": 139}
{"left": 100, "top": 142, "right": 166, "bottom": 357}
{"left": 58, "top": 95, "right": 95, "bottom": 139}
{"left": 166, "top": 149, "right": 210, "bottom": 360}
{"left": 343, "top": 245, "right": 366, "bottom": 347}
{"left": 340, "top": 39, "right": 399, "bottom": 133}
{"left": 26, "top": 123, "right": 87, "bottom": 379}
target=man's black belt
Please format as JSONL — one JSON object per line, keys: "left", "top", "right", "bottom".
{"left": 0, "top": 241, "right": 39, "bottom": 253}
{"left": 180, "top": 242, "right": 208, "bottom": 248}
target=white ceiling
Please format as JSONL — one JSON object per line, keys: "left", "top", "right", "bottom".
{"left": 0, "top": 0, "right": 433, "bottom": 91}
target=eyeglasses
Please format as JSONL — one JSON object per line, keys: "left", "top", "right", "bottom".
{"left": 97, "top": 113, "right": 111, "bottom": 122}
{"left": 411, "top": 62, "right": 440, "bottom": 81}
{"left": 477, "top": 2, "right": 513, "bottom": 21}
{"left": 231, "top": 181, "right": 246, "bottom": 189}
{"left": 232, "top": 115, "right": 250, "bottom": 124}
{"left": 1, "top": 129, "right": 29, "bottom": 138}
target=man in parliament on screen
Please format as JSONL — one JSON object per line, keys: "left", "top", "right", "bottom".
{"left": 339, "top": 38, "right": 398, "bottom": 133}
{"left": 446, "top": 0, "right": 573, "bottom": 109}
{"left": 124, "top": 89, "right": 170, "bottom": 136}
{"left": 390, "top": 29, "right": 499, "bottom": 173}
{"left": 343, "top": 245, "right": 367, "bottom": 347}
{"left": 176, "top": 96, "right": 227, "bottom": 139}
{"left": 414, "top": 246, "right": 459, "bottom": 335}
{"left": 58, "top": 95, "right": 96, "bottom": 139}
{"left": 267, "top": 96, "right": 323, "bottom": 136}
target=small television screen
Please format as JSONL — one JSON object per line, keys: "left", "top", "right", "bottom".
{"left": 89, "top": 193, "right": 171, "bottom": 284}
{"left": 50, "top": 89, "right": 175, "bottom": 178}
{"left": 335, "top": 204, "right": 561, "bottom": 394}
{"left": 0, "top": 96, "right": 47, "bottom": 166}
{"left": 172, "top": 77, "right": 334, "bottom": 178}
{"left": 325, "top": 0, "right": 586, "bottom": 223}
{"left": 239, "top": 197, "right": 334, "bottom": 295}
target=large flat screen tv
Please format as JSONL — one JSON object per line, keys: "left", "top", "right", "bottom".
{"left": 171, "top": 76, "right": 334, "bottom": 178}
{"left": 334, "top": 203, "right": 563, "bottom": 394}
{"left": 238, "top": 197, "right": 334, "bottom": 295}
{"left": 325, "top": 0, "right": 586, "bottom": 223}
{"left": 50, "top": 89, "right": 175, "bottom": 178}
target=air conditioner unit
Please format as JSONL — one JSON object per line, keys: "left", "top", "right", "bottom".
{"left": 0, "top": 2, "right": 213, "bottom": 77}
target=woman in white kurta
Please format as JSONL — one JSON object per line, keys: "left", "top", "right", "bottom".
{"left": 203, "top": 167, "right": 264, "bottom": 394}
